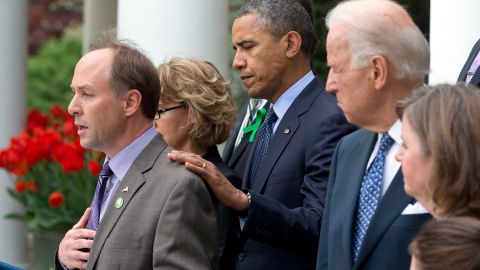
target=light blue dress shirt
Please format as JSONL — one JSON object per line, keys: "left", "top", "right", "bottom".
{"left": 271, "top": 71, "right": 314, "bottom": 133}
{"left": 99, "top": 126, "right": 157, "bottom": 220}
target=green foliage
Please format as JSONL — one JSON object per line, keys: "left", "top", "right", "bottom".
{"left": 311, "top": 1, "right": 337, "bottom": 81}
{"left": 28, "top": 27, "right": 82, "bottom": 112}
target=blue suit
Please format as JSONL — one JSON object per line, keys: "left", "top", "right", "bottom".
{"left": 204, "top": 146, "right": 242, "bottom": 270}
{"left": 236, "top": 78, "right": 355, "bottom": 270}
{"left": 317, "top": 129, "right": 431, "bottom": 270}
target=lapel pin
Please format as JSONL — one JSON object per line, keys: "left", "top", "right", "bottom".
{"left": 284, "top": 128, "right": 290, "bottom": 134}
{"left": 115, "top": 197, "right": 124, "bottom": 208}
{"left": 122, "top": 186, "right": 129, "bottom": 193}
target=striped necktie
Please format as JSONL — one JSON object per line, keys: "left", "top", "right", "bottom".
{"left": 87, "top": 161, "right": 113, "bottom": 231}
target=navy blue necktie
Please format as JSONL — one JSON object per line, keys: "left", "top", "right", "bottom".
{"left": 352, "top": 133, "right": 394, "bottom": 261}
{"left": 247, "top": 108, "right": 278, "bottom": 190}
{"left": 87, "top": 161, "right": 113, "bottom": 231}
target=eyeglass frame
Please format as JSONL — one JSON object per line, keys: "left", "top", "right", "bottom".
{"left": 154, "top": 105, "right": 184, "bottom": 120}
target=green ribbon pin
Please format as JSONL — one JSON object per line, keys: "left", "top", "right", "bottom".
{"left": 242, "top": 108, "right": 267, "bottom": 142}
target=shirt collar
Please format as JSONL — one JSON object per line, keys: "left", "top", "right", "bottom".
{"left": 271, "top": 71, "right": 314, "bottom": 120}
{"left": 106, "top": 126, "right": 157, "bottom": 181}
{"left": 378, "top": 119, "right": 402, "bottom": 145}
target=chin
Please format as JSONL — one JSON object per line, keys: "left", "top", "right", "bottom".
{"left": 79, "top": 139, "right": 88, "bottom": 148}
{"left": 344, "top": 114, "right": 360, "bottom": 127}
{"left": 246, "top": 84, "right": 266, "bottom": 98}
{"left": 80, "top": 138, "right": 97, "bottom": 151}
{"left": 403, "top": 183, "right": 416, "bottom": 198}
{"left": 246, "top": 88, "right": 259, "bottom": 98}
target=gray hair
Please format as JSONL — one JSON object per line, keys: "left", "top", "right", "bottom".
{"left": 237, "top": 0, "right": 317, "bottom": 56}
{"left": 326, "top": 0, "right": 430, "bottom": 82}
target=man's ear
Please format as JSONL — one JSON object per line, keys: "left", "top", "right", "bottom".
{"left": 369, "top": 55, "right": 388, "bottom": 89}
{"left": 284, "top": 31, "right": 302, "bottom": 58}
{"left": 123, "top": 89, "right": 142, "bottom": 116}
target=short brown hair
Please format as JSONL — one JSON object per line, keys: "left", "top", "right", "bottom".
{"left": 409, "top": 217, "right": 480, "bottom": 270}
{"left": 157, "top": 58, "right": 236, "bottom": 149}
{"left": 396, "top": 84, "right": 480, "bottom": 218}
{"left": 89, "top": 31, "right": 160, "bottom": 120}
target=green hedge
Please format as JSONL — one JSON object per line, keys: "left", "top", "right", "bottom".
{"left": 28, "top": 27, "right": 82, "bottom": 112}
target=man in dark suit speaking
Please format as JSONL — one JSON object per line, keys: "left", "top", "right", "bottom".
{"left": 168, "top": 0, "right": 355, "bottom": 269}
{"left": 56, "top": 35, "right": 218, "bottom": 270}
{"left": 317, "top": 1, "right": 432, "bottom": 270}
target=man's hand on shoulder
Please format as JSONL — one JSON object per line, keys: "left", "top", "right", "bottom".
{"left": 167, "top": 151, "right": 249, "bottom": 212}
{"left": 58, "top": 208, "right": 96, "bottom": 270}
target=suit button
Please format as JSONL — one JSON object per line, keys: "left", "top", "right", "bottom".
{"left": 238, "top": 252, "right": 246, "bottom": 261}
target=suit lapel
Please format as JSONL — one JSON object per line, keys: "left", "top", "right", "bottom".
{"left": 227, "top": 134, "right": 250, "bottom": 167}
{"left": 341, "top": 131, "right": 377, "bottom": 265}
{"left": 354, "top": 170, "right": 414, "bottom": 267}
{"left": 87, "top": 136, "right": 166, "bottom": 269}
{"left": 225, "top": 102, "right": 272, "bottom": 171}
{"left": 467, "top": 41, "right": 480, "bottom": 85}
{"left": 252, "top": 114, "right": 299, "bottom": 192}
{"left": 458, "top": 39, "right": 480, "bottom": 82}
{"left": 470, "top": 68, "right": 480, "bottom": 86}
{"left": 251, "top": 80, "right": 318, "bottom": 192}
{"left": 223, "top": 102, "right": 248, "bottom": 162}
{"left": 468, "top": 39, "right": 480, "bottom": 86}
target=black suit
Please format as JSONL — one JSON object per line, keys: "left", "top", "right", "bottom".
{"left": 223, "top": 100, "right": 269, "bottom": 179}
{"left": 457, "top": 38, "right": 480, "bottom": 86}
{"left": 237, "top": 78, "right": 355, "bottom": 270}
{"left": 317, "top": 129, "right": 431, "bottom": 270}
{"left": 204, "top": 146, "right": 242, "bottom": 270}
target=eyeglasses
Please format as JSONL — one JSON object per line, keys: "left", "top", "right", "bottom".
{"left": 154, "top": 105, "right": 184, "bottom": 120}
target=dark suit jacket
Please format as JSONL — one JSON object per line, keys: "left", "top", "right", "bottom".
{"left": 317, "top": 129, "right": 431, "bottom": 270}
{"left": 57, "top": 135, "right": 219, "bottom": 270}
{"left": 237, "top": 78, "right": 356, "bottom": 270}
{"left": 457, "top": 38, "right": 480, "bottom": 86}
{"left": 203, "top": 146, "right": 242, "bottom": 270}
{"left": 222, "top": 101, "right": 269, "bottom": 179}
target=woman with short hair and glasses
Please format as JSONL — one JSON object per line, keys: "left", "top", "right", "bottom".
{"left": 155, "top": 57, "right": 240, "bottom": 269}
{"left": 155, "top": 57, "right": 236, "bottom": 155}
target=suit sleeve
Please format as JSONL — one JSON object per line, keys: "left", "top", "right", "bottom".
{"left": 242, "top": 112, "right": 354, "bottom": 257}
{"left": 316, "top": 139, "right": 342, "bottom": 270}
{"left": 153, "top": 175, "right": 219, "bottom": 270}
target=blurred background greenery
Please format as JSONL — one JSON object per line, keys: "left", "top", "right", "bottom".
{"left": 27, "top": 0, "right": 429, "bottom": 111}
{"left": 27, "top": 0, "right": 82, "bottom": 111}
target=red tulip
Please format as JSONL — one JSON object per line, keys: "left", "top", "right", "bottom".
{"left": 1, "top": 105, "right": 98, "bottom": 229}
{"left": 55, "top": 143, "right": 84, "bottom": 173}
{"left": 60, "top": 157, "right": 84, "bottom": 173}
{"left": 48, "top": 191, "right": 64, "bottom": 208}
{"left": 25, "top": 180, "right": 39, "bottom": 192}
{"left": 26, "top": 109, "right": 48, "bottom": 133}
{"left": 15, "top": 181, "right": 26, "bottom": 192}
{"left": 88, "top": 161, "right": 101, "bottom": 176}
{"left": 63, "top": 119, "right": 77, "bottom": 137}
{"left": 51, "top": 104, "right": 71, "bottom": 121}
